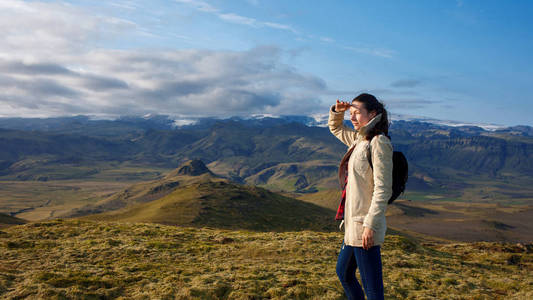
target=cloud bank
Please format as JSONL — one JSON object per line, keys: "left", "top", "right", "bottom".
{"left": 0, "top": 47, "right": 328, "bottom": 118}
{"left": 0, "top": 0, "right": 325, "bottom": 118}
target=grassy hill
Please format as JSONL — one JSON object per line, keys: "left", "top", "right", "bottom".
{"left": 0, "top": 219, "right": 531, "bottom": 299}
{"left": 63, "top": 160, "right": 337, "bottom": 232}
{"left": 243, "top": 160, "right": 338, "bottom": 193}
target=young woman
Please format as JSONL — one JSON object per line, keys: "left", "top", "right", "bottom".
{"left": 328, "top": 93, "right": 393, "bottom": 300}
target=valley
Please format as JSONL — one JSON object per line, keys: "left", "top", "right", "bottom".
{"left": 1, "top": 160, "right": 531, "bottom": 243}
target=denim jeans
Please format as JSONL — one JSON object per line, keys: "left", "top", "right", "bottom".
{"left": 336, "top": 240, "right": 384, "bottom": 300}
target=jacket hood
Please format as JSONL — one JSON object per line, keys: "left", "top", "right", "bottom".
{"left": 358, "top": 113, "right": 382, "bottom": 137}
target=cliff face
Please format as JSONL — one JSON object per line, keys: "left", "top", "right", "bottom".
{"left": 401, "top": 135, "right": 533, "bottom": 175}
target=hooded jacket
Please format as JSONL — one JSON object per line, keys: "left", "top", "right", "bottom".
{"left": 328, "top": 105, "right": 393, "bottom": 247}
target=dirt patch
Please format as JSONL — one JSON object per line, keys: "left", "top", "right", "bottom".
{"left": 387, "top": 201, "right": 533, "bottom": 243}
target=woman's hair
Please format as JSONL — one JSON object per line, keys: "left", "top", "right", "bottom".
{"left": 352, "top": 93, "right": 390, "bottom": 141}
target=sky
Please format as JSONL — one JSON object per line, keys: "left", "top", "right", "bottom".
{"left": 0, "top": 0, "right": 532, "bottom": 126}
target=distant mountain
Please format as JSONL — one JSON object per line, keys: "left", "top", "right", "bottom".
{"left": 1, "top": 113, "right": 529, "bottom": 135}
{"left": 494, "top": 125, "right": 533, "bottom": 137}
{"left": 0, "top": 114, "right": 532, "bottom": 204}
{"left": 63, "top": 160, "right": 336, "bottom": 232}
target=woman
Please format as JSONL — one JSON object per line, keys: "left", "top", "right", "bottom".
{"left": 329, "top": 93, "right": 393, "bottom": 300}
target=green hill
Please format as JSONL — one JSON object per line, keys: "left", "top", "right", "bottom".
{"left": 1, "top": 219, "right": 531, "bottom": 299}
{"left": 243, "top": 160, "right": 338, "bottom": 193}
{"left": 63, "top": 160, "right": 336, "bottom": 232}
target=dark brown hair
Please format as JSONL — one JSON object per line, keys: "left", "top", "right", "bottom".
{"left": 352, "top": 93, "right": 390, "bottom": 141}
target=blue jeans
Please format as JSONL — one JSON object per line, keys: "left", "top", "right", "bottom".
{"left": 336, "top": 240, "right": 384, "bottom": 300}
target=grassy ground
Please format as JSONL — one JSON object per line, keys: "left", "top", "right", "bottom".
{"left": 1, "top": 219, "right": 531, "bottom": 299}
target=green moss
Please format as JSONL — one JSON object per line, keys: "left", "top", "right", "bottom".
{"left": 1, "top": 219, "right": 531, "bottom": 299}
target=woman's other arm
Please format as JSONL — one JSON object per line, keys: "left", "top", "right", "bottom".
{"left": 328, "top": 100, "right": 356, "bottom": 147}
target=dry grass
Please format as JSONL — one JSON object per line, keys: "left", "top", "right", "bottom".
{"left": 0, "top": 180, "right": 140, "bottom": 221}
{"left": 387, "top": 200, "right": 533, "bottom": 243}
{"left": 0, "top": 219, "right": 532, "bottom": 299}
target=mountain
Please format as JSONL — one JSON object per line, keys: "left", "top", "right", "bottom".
{"left": 63, "top": 160, "right": 336, "bottom": 232}
{"left": 167, "top": 159, "right": 214, "bottom": 177}
{"left": 0, "top": 114, "right": 532, "bottom": 205}
{"left": 1, "top": 113, "right": 529, "bottom": 134}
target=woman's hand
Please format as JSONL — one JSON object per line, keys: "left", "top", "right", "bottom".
{"left": 362, "top": 226, "right": 375, "bottom": 250}
{"left": 335, "top": 99, "right": 352, "bottom": 112}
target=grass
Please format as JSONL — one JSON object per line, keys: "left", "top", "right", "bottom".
{"left": 85, "top": 184, "right": 202, "bottom": 224}
{"left": 0, "top": 219, "right": 531, "bottom": 299}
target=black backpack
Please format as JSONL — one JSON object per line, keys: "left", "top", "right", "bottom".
{"left": 367, "top": 141, "right": 408, "bottom": 204}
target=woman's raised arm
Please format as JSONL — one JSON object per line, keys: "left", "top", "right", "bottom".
{"left": 328, "top": 100, "right": 356, "bottom": 147}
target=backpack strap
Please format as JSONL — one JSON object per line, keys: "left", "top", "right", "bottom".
{"left": 367, "top": 134, "right": 390, "bottom": 169}
{"left": 367, "top": 136, "right": 374, "bottom": 170}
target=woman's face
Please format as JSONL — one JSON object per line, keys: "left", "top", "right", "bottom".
{"left": 349, "top": 101, "right": 377, "bottom": 130}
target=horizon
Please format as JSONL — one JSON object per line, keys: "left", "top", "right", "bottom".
{"left": 0, "top": 111, "right": 518, "bottom": 132}
{"left": 1, "top": 0, "right": 532, "bottom": 126}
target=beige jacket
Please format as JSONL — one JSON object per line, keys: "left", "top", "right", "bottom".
{"left": 328, "top": 105, "right": 393, "bottom": 247}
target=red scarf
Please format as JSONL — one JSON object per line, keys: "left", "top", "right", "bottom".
{"left": 335, "top": 175, "right": 348, "bottom": 220}
{"left": 335, "top": 145, "right": 354, "bottom": 221}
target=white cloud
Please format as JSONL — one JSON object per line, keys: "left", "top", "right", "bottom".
{"left": 219, "top": 13, "right": 257, "bottom": 26}
{"left": 0, "top": 0, "right": 136, "bottom": 61}
{"left": 174, "top": 0, "right": 218, "bottom": 13}
{"left": 263, "top": 22, "right": 298, "bottom": 34}
{"left": 0, "top": 1, "right": 328, "bottom": 119}
{"left": 0, "top": 0, "right": 405, "bottom": 119}
{"left": 175, "top": 0, "right": 297, "bottom": 34}
{"left": 343, "top": 45, "right": 396, "bottom": 59}
{"left": 174, "top": 0, "right": 393, "bottom": 61}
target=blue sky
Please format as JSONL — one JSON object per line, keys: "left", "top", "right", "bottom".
{"left": 0, "top": 0, "right": 532, "bottom": 126}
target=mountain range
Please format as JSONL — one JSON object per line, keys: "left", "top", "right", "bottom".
{"left": 0, "top": 114, "right": 531, "bottom": 202}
